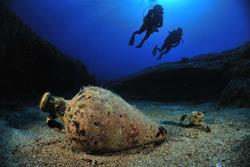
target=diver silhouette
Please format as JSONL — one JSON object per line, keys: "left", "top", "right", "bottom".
{"left": 153, "top": 27, "right": 183, "bottom": 60}
{"left": 129, "top": 4, "right": 164, "bottom": 48}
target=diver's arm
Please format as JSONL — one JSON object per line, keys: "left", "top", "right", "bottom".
{"left": 172, "top": 41, "right": 180, "bottom": 48}
{"left": 157, "top": 15, "right": 163, "bottom": 27}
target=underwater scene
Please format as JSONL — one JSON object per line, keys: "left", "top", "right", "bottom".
{"left": 0, "top": 0, "right": 250, "bottom": 166}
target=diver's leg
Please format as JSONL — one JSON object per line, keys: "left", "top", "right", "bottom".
{"left": 157, "top": 50, "right": 166, "bottom": 60}
{"left": 159, "top": 43, "right": 165, "bottom": 52}
{"left": 136, "top": 29, "right": 152, "bottom": 48}
{"left": 129, "top": 25, "right": 146, "bottom": 46}
{"left": 152, "top": 45, "right": 158, "bottom": 56}
{"left": 153, "top": 43, "right": 164, "bottom": 56}
{"left": 157, "top": 47, "right": 171, "bottom": 60}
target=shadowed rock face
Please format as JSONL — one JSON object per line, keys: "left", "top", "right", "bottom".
{"left": 112, "top": 67, "right": 228, "bottom": 101}
{"left": 219, "top": 78, "right": 250, "bottom": 107}
{"left": 0, "top": 3, "right": 95, "bottom": 103}
{"left": 111, "top": 42, "right": 250, "bottom": 107}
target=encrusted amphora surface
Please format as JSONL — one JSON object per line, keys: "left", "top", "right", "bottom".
{"left": 40, "top": 86, "right": 167, "bottom": 153}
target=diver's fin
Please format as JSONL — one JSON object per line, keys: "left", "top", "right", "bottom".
{"left": 152, "top": 45, "right": 158, "bottom": 56}
{"left": 136, "top": 43, "right": 143, "bottom": 48}
{"left": 129, "top": 33, "right": 136, "bottom": 46}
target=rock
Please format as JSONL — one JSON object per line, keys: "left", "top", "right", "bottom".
{"left": 219, "top": 78, "right": 250, "bottom": 107}
{"left": 0, "top": 3, "right": 95, "bottom": 104}
{"left": 40, "top": 86, "right": 167, "bottom": 153}
{"left": 110, "top": 41, "right": 250, "bottom": 107}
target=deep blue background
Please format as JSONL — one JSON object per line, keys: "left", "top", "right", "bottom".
{"left": 6, "top": 0, "right": 250, "bottom": 81}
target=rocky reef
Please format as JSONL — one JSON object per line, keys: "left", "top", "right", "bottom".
{"left": 0, "top": 3, "right": 95, "bottom": 103}
{"left": 111, "top": 42, "right": 250, "bottom": 107}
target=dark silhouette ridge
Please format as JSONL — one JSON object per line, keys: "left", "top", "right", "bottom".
{"left": 110, "top": 41, "right": 250, "bottom": 107}
{"left": 0, "top": 3, "right": 95, "bottom": 105}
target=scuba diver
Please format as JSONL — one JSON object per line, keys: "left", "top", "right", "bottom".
{"left": 153, "top": 27, "right": 183, "bottom": 60}
{"left": 129, "top": 4, "right": 164, "bottom": 48}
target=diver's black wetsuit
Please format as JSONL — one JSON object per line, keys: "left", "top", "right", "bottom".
{"left": 129, "top": 7, "right": 163, "bottom": 48}
{"left": 153, "top": 29, "right": 183, "bottom": 60}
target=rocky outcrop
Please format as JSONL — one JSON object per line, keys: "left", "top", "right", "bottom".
{"left": 218, "top": 43, "right": 250, "bottom": 107}
{"left": 219, "top": 78, "right": 250, "bottom": 107}
{"left": 0, "top": 3, "right": 95, "bottom": 103}
{"left": 111, "top": 42, "right": 250, "bottom": 107}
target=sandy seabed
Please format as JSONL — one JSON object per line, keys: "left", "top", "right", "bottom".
{"left": 0, "top": 101, "right": 249, "bottom": 167}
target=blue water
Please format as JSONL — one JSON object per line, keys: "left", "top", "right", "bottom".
{"left": 6, "top": 0, "right": 250, "bottom": 81}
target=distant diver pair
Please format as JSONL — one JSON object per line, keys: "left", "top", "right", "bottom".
{"left": 129, "top": 4, "right": 183, "bottom": 60}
